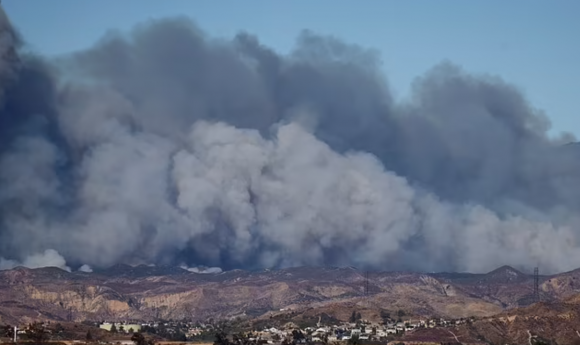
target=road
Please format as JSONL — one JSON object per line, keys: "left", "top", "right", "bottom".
{"left": 447, "top": 330, "right": 460, "bottom": 343}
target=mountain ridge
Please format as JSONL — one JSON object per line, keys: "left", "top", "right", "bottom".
{"left": 4, "top": 263, "right": 539, "bottom": 277}
{"left": 1, "top": 264, "right": 577, "bottom": 326}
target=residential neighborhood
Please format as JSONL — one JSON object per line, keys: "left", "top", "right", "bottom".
{"left": 0, "top": 312, "right": 544, "bottom": 345}
{"left": 89, "top": 314, "right": 476, "bottom": 344}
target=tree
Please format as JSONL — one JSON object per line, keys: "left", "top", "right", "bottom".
{"left": 3, "top": 325, "right": 15, "bottom": 340}
{"left": 119, "top": 325, "right": 125, "bottom": 333}
{"left": 347, "top": 334, "right": 360, "bottom": 345}
{"left": 349, "top": 311, "right": 356, "bottom": 323}
{"left": 214, "top": 330, "right": 230, "bottom": 345}
{"left": 25, "top": 322, "right": 49, "bottom": 344}
{"left": 292, "top": 330, "right": 305, "bottom": 344}
{"left": 232, "top": 332, "right": 250, "bottom": 345}
{"left": 131, "top": 332, "right": 147, "bottom": 345}
{"left": 356, "top": 313, "right": 362, "bottom": 321}
{"left": 175, "top": 332, "right": 187, "bottom": 342}
{"left": 54, "top": 323, "right": 65, "bottom": 334}
{"left": 110, "top": 324, "right": 118, "bottom": 333}
{"left": 397, "top": 310, "right": 405, "bottom": 318}
{"left": 380, "top": 310, "right": 390, "bottom": 323}
{"left": 128, "top": 328, "right": 134, "bottom": 333}
{"left": 86, "top": 330, "right": 93, "bottom": 341}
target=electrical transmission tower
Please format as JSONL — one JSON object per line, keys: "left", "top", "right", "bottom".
{"left": 365, "top": 271, "right": 369, "bottom": 295}
{"left": 364, "top": 271, "right": 370, "bottom": 308}
{"left": 533, "top": 267, "right": 540, "bottom": 302}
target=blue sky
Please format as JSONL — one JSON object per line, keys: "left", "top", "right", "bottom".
{"left": 3, "top": 1, "right": 579, "bottom": 136}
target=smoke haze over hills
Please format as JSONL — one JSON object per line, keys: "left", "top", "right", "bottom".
{"left": 1, "top": 10, "right": 579, "bottom": 274}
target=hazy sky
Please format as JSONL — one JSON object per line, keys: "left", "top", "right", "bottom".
{"left": 3, "top": 1, "right": 579, "bottom": 136}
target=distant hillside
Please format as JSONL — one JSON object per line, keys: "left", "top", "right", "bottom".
{"left": 0, "top": 265, "right": 578, "bottom": 325}
{"left": 464, "top": 298, "right": 580, "bottom": 345}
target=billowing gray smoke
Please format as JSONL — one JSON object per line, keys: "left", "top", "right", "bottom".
{"left": 1, "top": 13, "right": 579, "bottom": 274}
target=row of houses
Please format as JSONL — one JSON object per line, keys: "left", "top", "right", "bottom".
{"left": 98, "top": 320, "right": 208, "bottom": 339}
{"left": 253, "top": 320, "right": 421, "bottom": 342}
{"left": 251, "top": 316, "right": 475, "bottom": 343}
{"left": 99, "top": 322, "right": 142, "bottom": 333}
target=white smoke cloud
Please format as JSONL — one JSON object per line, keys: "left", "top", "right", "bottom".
{"left": 168, "top": 121, "right": 580, "bottom": 273}
{"left": 180, "top": 265, "right": 223, "bottom": 274}
{"left": 78, "top": 264, "right": 93, "bottom": 272}
{"left": 0, "top": 249, "right": 71, "bottom": 272}
{"left": 1, "top": 120, "right": 575, "bottom": 274}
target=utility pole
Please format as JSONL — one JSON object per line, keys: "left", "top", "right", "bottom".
{"left": 13, "top": 326, "right": 18, "bottom": 343}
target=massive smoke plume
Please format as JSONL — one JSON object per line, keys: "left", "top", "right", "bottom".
{"left": 1, "top": 12, "right": 579, "bottom": 274}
